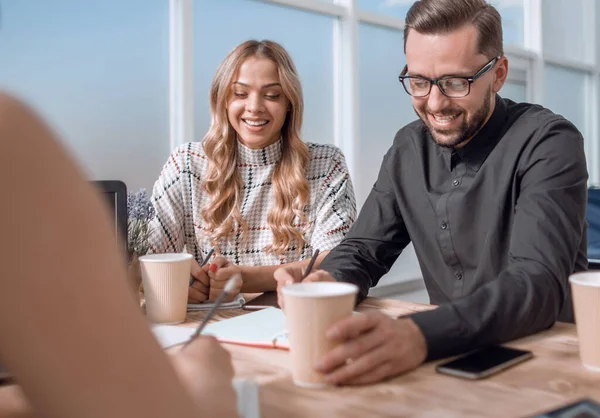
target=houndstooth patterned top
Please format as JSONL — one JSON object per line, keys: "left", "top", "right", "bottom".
{"left": 148, "top": 139, "right": 357, "bottom": 266}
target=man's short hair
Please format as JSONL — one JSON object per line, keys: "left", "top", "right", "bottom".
{"left": 403, "top": 0, "right": 504, "bottom": 59}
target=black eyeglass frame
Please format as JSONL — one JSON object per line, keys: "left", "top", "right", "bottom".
{"left": 398, "top": 56, "right": 502, "bottom": 98}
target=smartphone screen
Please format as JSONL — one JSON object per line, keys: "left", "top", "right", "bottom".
{"left": 436, "top": 345, "right": 533, "bottom": 379}
{"left": 242, "top": 291, "right": 280, "bottom": 311}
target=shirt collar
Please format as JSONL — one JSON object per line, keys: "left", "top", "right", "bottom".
{"left": 237, "top": 137, "right": 283, "bottom": 166}
{"left": 436, "top": 95, "right": 507, "bottom": 172}
{"left": 453, "top": 95, "right": 507, "bottom": 172}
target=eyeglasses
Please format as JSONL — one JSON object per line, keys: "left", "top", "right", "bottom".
{"left": 398, "top": 56, "right": 502, "bottom": 98}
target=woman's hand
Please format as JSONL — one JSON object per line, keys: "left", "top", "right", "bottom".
{"left": 188, "top": 259, "right": 210, "bottom": 303}
{"left": 208, "top": 256, "right": 243, "bottom": 302}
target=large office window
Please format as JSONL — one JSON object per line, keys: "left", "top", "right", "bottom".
{"left": 358, "top": 23, "right": 410, "bottom": 207}
{"left": 6, "top": 0, "right": 600, "bottom": 288}
{"left": 544, "top": 65, "right": 590, "bottom": 171}
{"left": 544, "top": 66, "right": 587, "bottom": 134}
{"left": 501, "top": 67, "right": 528, "bottom": 103}
{"left": 357, "top": 22, "right": 425, "bottom": 286}
{"left": 357, "top": 0, "right": 411, "bottom": 19}
{"left": 0, "top": 0, "right": 170, "bottom": 191}
{"left": 193, "top": 0, "right": 335, "bottom": 146}
{"left": 500, "top": 81, "right": 527, "bottom": 103}
{"left": 543, "top": 0, "right": 589, "bottom": 64}
{"left": 491, "top": 0, "right": 524, "bottom": 48}
{"left": 358, "top": 0, "right": 524, "bottom": 48}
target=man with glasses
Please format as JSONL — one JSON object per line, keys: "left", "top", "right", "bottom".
{"left": 275, "top": 0, "right": 587, "bottom": 385}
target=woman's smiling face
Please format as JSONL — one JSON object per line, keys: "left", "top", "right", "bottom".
{"left": 227, "top": 56, "right": 290, "bottom": 149}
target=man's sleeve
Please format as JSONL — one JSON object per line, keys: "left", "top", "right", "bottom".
{"left": 319, "top": 147, "right": 412, "bottom": 303}
{"left": 411, "top": 118, "right": 588, "bottom": 360}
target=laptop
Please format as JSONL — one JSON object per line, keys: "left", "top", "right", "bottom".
{"left": 588, "top": 188, "right": 600, "bottom": 268}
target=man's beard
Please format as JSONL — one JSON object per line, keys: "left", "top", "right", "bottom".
{"left": 416, "top": 87, "right": 492, "bottom": 148}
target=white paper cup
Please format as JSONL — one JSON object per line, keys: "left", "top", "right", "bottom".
{"left": 282, "top": 282, "right": 358, "bottom": 388}
{"left": 139, "top": 253, "right": 192, "bottom": 324}
{"left": 570, "top": 271, "right": 600, "bottom": 371}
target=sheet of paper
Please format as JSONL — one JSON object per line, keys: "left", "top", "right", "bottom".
{"left": 202, "top": 307, "right": 288, "bottom": 348}
{"left": 151, "top": 307, "right": 288, "bottom": 349}
{"left": 151, "top": 324, "right": 196, "bottom": 349}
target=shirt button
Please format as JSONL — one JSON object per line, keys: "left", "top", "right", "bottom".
{"left": 455, "top": 272, "right": 463, "bottom": 280}
{"left": 440, "top": 222, "right": 447, "bottom": 230}
{"left": 452, "top": 179, "right": 460, "bottom": 187}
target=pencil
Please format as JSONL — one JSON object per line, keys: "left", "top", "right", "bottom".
{"left": 184, "top": 273, "right": 242, "bottom": 346}
{"left": 189, "top": 248, "right": 215, "bottom": 286}
{"left": 302, "top": 248, "right": 320, "bottom": 279}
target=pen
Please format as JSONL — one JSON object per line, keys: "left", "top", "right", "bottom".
{"left": 184, "top": 273, "right": 243, "bottom": 347}
{"left": 189, "top": 248, "right": 215, "bottom": 286}
{"left": 302, "top": 248, "right": 320, "bottom": 279}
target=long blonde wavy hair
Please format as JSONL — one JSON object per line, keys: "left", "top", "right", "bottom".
{"left": 201, "top": 40, "right": 310, "bottom": 256}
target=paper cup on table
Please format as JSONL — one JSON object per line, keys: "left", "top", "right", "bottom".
{"left": 139, "top": 253, "right": 192, "bottom": 325}
{"left": 570, "top": 271, "right": 600, "bottom": 371}
{"left": 282, "top": 282, "right": 358, "bottom": 388}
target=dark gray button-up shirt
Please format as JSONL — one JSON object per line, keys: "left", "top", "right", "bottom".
{"left": 320, "top": 95, "right": 588, "bottom": 360}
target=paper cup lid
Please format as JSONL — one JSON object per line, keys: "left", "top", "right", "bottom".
{"left": 569, "top": 271, "right": 600, "bottom": 287}
{"left": 281, "top": 282, "right": 358, "bottom": 298}
{"left": 138, "top": 253, "right": 193, "bottom": 263}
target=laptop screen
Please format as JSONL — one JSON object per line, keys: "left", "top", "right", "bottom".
{"left": 93, "top": 181, "right": 127, "bottom": 252}
{"left": 100, "top": 189, "right": 123, "bottom": 242}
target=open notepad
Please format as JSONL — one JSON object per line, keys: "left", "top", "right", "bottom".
{"left": 187, "top": 293, "right": 246, "bottom": 311}
{"left": 152, "top": 307, "right": 289, "bottom": 350}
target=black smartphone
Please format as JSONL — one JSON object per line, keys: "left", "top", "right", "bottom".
{"left": 242, "top": 291, "right": 280, "bottom": 311}
{"left": 435, "top": 345, "right": 533, "bottom": 380}
{"left": 531, "top": 399, "right": 600, "bottom": 418}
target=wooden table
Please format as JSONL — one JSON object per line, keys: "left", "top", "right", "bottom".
{"left": 1, "top": 297, "right": 600, "bottom": 418}
{"left": 185, "top": 297, "right": 600, "bottom": 418}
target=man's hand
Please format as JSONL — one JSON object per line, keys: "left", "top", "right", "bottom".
{"left": 314, "top": 312, "right": 428, "bottom": 385}
{"left": 273, "top": 265, "right": 335, "bottom": 309}
{"left": 169, "top": 336, "right": 238, "bottom": 417}
{"left": 208, "top": 256, "right": 243, "bottom": 302}
{"left": 188, "top": 259, "right": 210, "bottom": 304}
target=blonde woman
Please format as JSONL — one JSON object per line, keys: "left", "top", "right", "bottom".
{"left": 148, "top": 40, "right": 356, "bottom": 303}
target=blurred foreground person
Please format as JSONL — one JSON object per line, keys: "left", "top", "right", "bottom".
{"left": 0, "top": 93, "right": 238, "bottom": 418}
